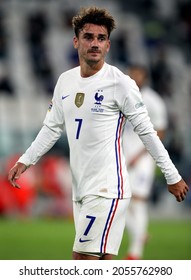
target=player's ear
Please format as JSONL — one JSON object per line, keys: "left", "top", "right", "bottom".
{"left": 106, "top": 39, "right": 111, "bottom": 53}
{"left": 73, "top": 36, "right": 79, "bottom": 49}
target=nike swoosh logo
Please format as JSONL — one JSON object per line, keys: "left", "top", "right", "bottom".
{"left": 62, "top": 95, "right": 70, "bottom": 100}
{"left": 79, "top": 238, "right": 91, "bottom": 243}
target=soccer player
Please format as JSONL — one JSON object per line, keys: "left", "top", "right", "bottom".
{"left": 123, "top": 64, "right": 168, "bottom": 260}
{"left": 8, "top": 7, "right": 189, "bottom": 260}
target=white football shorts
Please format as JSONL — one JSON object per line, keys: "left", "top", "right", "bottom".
{"left": 73, "top": 195, "right": 130, "bottom": 257}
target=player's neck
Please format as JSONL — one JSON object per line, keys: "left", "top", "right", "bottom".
{"left": 80, "top": 60, "right": 104, "bottom": 78}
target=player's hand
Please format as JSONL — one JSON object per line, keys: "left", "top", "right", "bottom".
{"left": 168, "top": 179, "right": 189, "bottom": 202}
{"left": 8, "top": 162, "right": 27, "bottom": 189}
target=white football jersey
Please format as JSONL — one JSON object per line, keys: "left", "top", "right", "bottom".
{"left": 18, "top": 63, "right": 181, "bottom": 201}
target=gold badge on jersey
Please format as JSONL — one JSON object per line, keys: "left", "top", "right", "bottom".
{"left": 75, "top": 92, "right": 85, "bottom": 108}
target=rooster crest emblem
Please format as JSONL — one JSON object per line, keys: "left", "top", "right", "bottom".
{"left": 94, "top": 90, "right": 104, "bottom": 105}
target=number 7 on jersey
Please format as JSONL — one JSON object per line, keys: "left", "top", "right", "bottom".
{"left": 75, "top": 118, "right": 83, "bottom": 139}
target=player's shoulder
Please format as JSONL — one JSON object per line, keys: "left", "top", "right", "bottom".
{"left": 107, "top": 63, "right": 128, "bottom": 79}
{"left": 107, "top": 63, "right": 137, "bottom": 88}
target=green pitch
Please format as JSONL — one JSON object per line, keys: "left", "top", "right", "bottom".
{"left": 0, "top": 218, "right": 190, "bottom": 260}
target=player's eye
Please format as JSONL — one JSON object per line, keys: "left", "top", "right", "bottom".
{"left": 83, "top": 34, "right": 93, "bottom": 40}
{"left": 98, "top": 35, "right": 107, "bottom": 41}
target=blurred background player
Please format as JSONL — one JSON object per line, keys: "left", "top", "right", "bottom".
{"left": 123, "top": 64, "right": 168, "bottom": 260}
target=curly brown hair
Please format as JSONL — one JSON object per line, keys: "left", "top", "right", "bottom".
{"left": 72, "top": 6, "right": 116, "bottom": 38}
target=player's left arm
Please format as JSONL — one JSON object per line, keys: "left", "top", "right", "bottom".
{"left": 123, "top": 96, "right": 190, "bottom": 203}
{"left": 168, "top": 178, "right": 189, "bottom": 202}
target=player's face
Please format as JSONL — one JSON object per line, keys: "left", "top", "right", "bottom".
{"left": 73, "top": 23, "right": 110, "bottom": 67}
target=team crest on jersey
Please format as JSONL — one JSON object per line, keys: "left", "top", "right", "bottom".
{"left": 75, "top": 92, "right": 85, "bottom": 108}
{"left": 91, "top": 90, "right": 104, "bottom": 113}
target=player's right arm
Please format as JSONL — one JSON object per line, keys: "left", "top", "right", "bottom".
{"left": 8, "top": 75, "right": 64, "bottom": 189}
